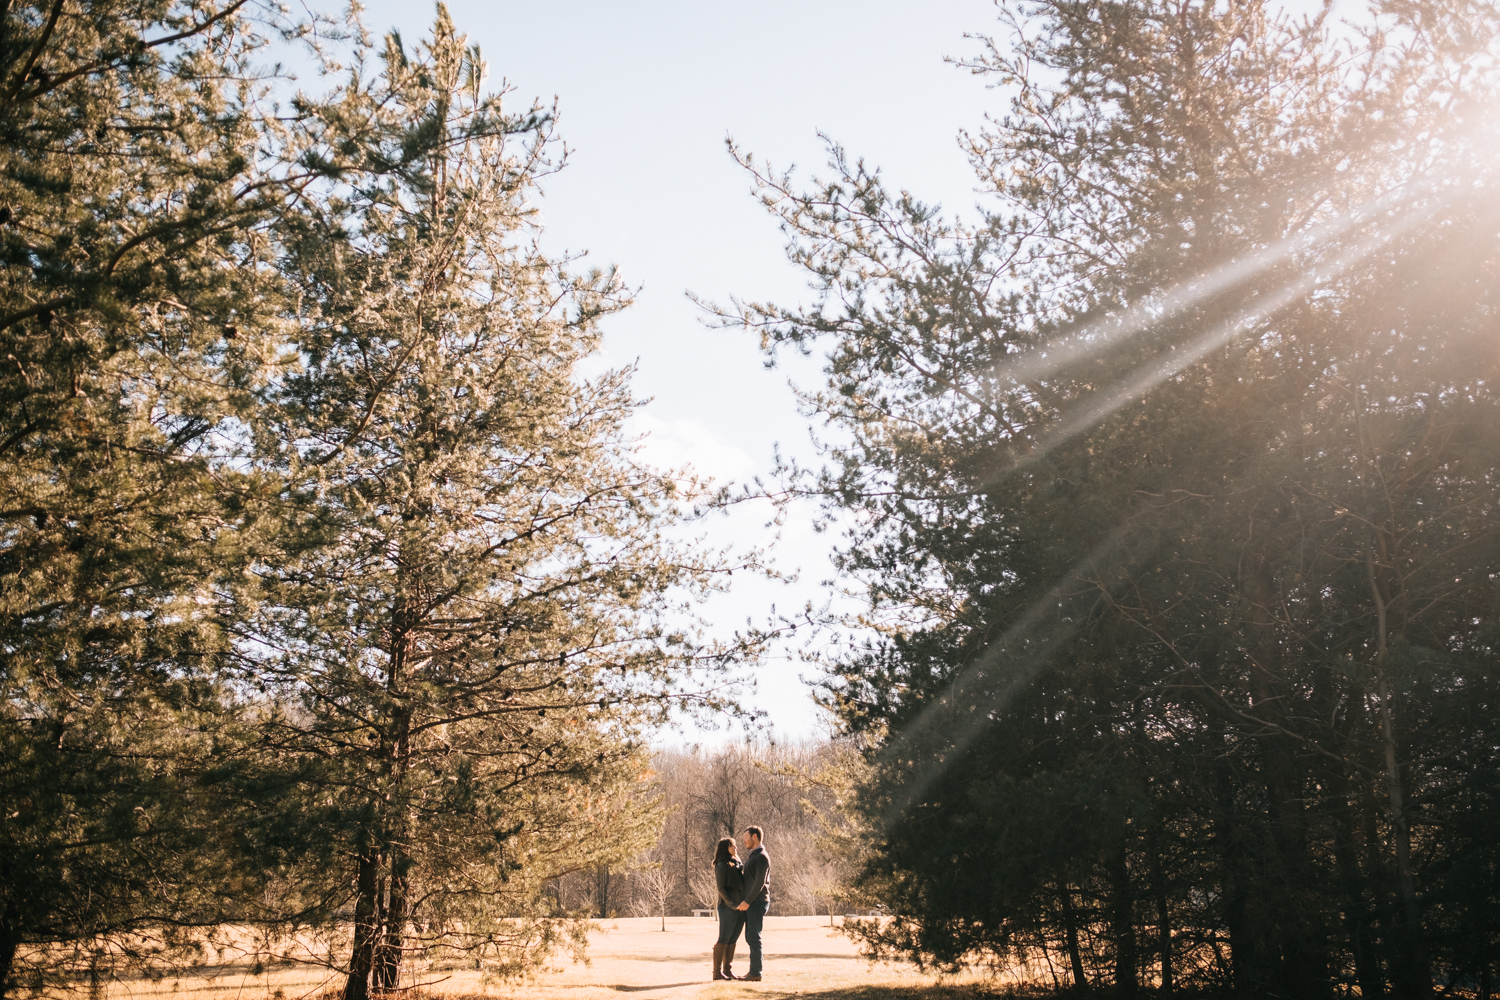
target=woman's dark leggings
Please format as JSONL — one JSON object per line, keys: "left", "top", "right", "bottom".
{"left": 716, "top": 902, "right": 746, "bottom": 945}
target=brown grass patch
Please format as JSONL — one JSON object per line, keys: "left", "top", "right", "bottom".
{"left": 86, "top": 917, "right": 1020, "bottom": 1000}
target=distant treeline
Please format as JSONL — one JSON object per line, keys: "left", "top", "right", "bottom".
{"left": 550, "top": 741, "right": 855, "bottom": 922}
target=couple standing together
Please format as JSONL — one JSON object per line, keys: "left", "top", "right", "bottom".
{"left": 710, "top": 825, "right": 770, "bottom": 981}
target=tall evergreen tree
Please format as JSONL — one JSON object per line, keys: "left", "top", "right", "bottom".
{"left": 0, "top": 2, "right": 324, "bottom": 994}
{"left": 725, "top": 1, "right": 1500, "bottom": 994}
{"left": 243, "top": 15, "right": 758, "bottom": 997}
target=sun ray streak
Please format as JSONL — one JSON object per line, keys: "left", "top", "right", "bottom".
{"left": 874, "top": 525, "right": 1151, "bottom": 830}
{"left": 870, "top": 186, "right": 1471, "bottom": 835}
{"left": 982, "top": 189, "right": 1460, "bottom": 490}
{"left": 990, "top": 178, "right": 1444, "bottom": 390}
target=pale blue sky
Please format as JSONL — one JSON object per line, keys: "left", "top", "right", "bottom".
{"left": 346, "top": 0, "right": 1012, "bottom": 739}
{"left": 341, "top": 0, "right": 1344, "bottom": 741}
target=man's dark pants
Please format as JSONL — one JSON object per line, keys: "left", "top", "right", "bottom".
{"left": 745, "top": 898, "right": 770, "bottom": 977}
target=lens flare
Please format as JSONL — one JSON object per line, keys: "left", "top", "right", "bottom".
{"left": 981, "top": 187, "right": 1460, "bottom": 489}
{"left": 871, "top": 181, "right": 1474, "bottom": 832}
{"left": 873, "top": 525, "right": 1145, "bottom": 827}
{"left": 990, "top": 177, "right": 1444, "bottom": 392}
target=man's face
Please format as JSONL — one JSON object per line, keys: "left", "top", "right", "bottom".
{"left": 744, "top": 831, "right": 761, "bottom": 851}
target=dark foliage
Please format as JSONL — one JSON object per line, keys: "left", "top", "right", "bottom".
{"left": 727, "top": 1, "right": 1500, "bottom": 995}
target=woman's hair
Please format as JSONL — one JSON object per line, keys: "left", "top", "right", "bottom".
{"left": 713, "top": 837, "right": 736, "bottom": 868}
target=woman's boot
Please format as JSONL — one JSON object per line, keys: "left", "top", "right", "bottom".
{"left": 722, "top": 942, "right": 739, "bottom": 980}
{"left": 712, "top": 943, "right": 727, "bottom": 980}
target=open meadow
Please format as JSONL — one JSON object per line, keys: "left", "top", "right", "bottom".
{"left": 91, "top": 918, "right": 1009, "bottom": 1000}
{"left": 9, "top": 1, "right": 1495, "bottom": 997}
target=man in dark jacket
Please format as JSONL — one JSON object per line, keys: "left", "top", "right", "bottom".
{"left": 735, "top": 825, "right": 771, "bottom": 981}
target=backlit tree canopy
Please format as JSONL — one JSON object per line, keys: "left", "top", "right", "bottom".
{"left": 243, "top": 17, "right": 751, "bottom": 997}
{"left": 727, "top": 1, "right": 1500, "bottom": 995}
{"left": 0, "top": 3, "right": 757, "bottom": 997}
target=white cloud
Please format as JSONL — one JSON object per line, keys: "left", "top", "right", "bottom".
{"left": 627, "top": 412, "right": 757, "bottom": 487}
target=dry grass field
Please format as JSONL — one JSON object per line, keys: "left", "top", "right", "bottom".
{"left": 92, "top": 917, "right": 1013, "bottom": 1000}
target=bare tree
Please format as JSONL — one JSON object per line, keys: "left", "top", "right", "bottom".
{"left": 692, "top": 748, "right": 755, "bottom": 837}
{"left": 634, "top": 740, "right": 852, "bottom": 917}
{"left": 636, "top": 859, "right": 678, "bottom": 932}
{"left": 688, "top": 867, "right": 719, "bottom": 912}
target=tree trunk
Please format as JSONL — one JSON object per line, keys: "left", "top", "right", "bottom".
{"left": 375, "top": 859, "right": 407, "bottom": 991}
{"left": 1060, "top": 883, "right": 1088, "bottom": 991}
{"left": 1244, "top": 557, "right": 1329, "bottom": 998}
{"left": 1332, "top": 714, "right": 1384, "bottom": 998}
{"left": 1367, "top": 549, "right": 1432, "bottom": 997}
{"left": 345, "top": 847, "right": 381, "bottom": 1000}
{"left": 371, "top": 874, "right": 389, "bottom": 989}
{"left": 1156, "top": 892, "right": 1172, "bottom": 994}
{"left": 1108, "top": 847, "right": 1137, "bottom": 996}
{"left": 681, "top": 811, "right": 690, "bottom": 912}
{"left": 371, "top": 661, "right": 413, "bottom": 994}
{"left": 0, "top": 913, "right": 19, "bottom": 1000}
{"left": 1379, "top": 668, "right": 1431, "bottom": 996}
{"left": 595, "top": 865, "right": 610, "bottom": 918}
{"left": 1148, "top": 832, "right": 1173, "bottom": 995}
{"left": 1219, "top": 764, "right": 1276, "bottom": 996}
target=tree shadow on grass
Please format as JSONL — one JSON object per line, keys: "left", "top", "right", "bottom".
{"left": 610, "top": 985, "right": 700, "bottom": 993}
{"left": 750, "top": 988, "right": 1236, "bottom": 1000}
{"left": 748, "top": 986, "right": 1030, "bottom": 1000}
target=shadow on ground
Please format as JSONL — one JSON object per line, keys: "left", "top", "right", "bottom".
{"left": 745, "top": 987, "right": 1007, "bottom": 1000}
{"left": 611, "top": 985, "right": 701, "bottom": 993}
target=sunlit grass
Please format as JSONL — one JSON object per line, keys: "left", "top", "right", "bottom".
{"left": 75, "top": 917, "right": 1011, "bottom": 1000}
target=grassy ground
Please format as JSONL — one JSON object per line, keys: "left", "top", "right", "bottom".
{"left": 98, "top": 917, "right": 1015, "bottom": 1000}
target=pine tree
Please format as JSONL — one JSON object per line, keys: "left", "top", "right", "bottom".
{"left": 725, "top": 1, "right": 1500, "bottom": 994}
{"left": 0, "top": 2, "right": 320, "bottom": 994}
{"left": 242, "top": 14, "right": 756, "bottom": 996}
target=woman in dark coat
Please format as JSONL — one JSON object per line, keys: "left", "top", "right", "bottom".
{"left": 712, "top": 837, "right": 745, "bottom": 980}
